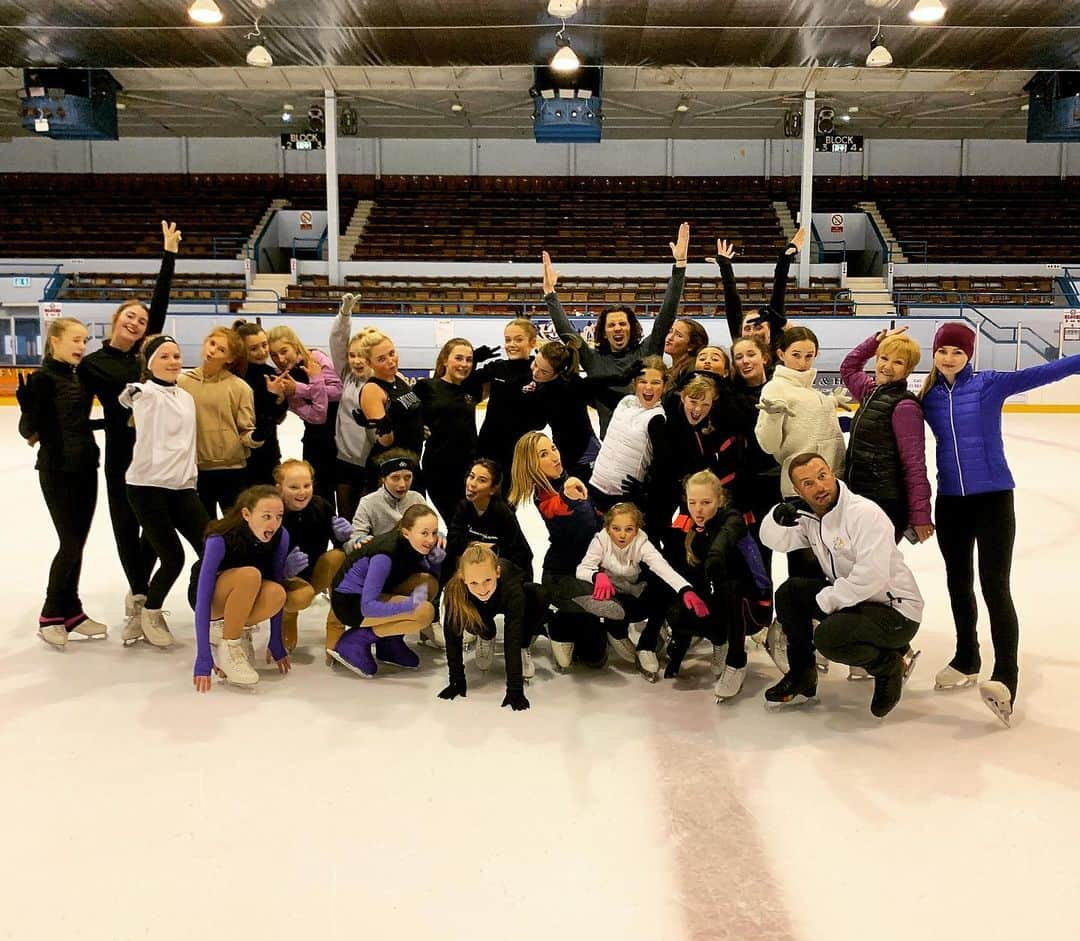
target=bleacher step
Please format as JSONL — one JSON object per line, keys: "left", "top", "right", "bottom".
{"left": 239, "top": 273, "right": 292, "bottom": 315}
{"left": 340, "top": 199, "right": 375, "bottom": 261}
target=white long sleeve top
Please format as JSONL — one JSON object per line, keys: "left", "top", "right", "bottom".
{"left": 759, "top": 481, "right": 923, "bottom": 623}
{"left": 576, "top": 529, "right": 690, "bottom": 594}
{"left": 119, "top": 379, "right": 198, "bottom": 490}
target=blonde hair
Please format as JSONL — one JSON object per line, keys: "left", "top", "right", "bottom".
{"left": 681, "top": 374, "right": 720, "bottom": 402}
{"left": 509, "top": 431, "right": 557, "bottom": 505}
{"left": 433, "top": 337, "right": 473, "bottom": 380}
{"left": 877, "top": 334, "right": 922, "bottom": 374}
{"left": 44, "top": 317, "right": 86, "bottom": 361}
{"left": 355, "top": 329, "right": 393, "bottom": 366}
{"left": 442, "top": 543, "right": 500, "bottom": 637}
{"left": 683, "top": 470, "right": 728, "bottom": 567}
{"left": 266, "top": 325, "right": 313, "bottom": 365}
{"left": 604, "top": 502, "right": 643, "bottom": 531}
{"left": 506, "top": 318, "right": 538, "bottom": 341}
{"left": 273, "top": 458, "right": 316, "bottom": 486}
{"left": 638, "top": 354, "right": 668, "bottom": 383}
{"left": 206, "top": 326, "right": 247, "bottom": 376}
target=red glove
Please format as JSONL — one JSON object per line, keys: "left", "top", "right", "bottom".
{"left": 682, "top": 589, "right": 710, "bottom": 619}
{"left": 593, "top": 573, "right": 616, "bottom": 601}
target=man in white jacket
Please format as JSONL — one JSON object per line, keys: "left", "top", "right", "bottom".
{"left": 759, "top": 452, "right": 923, "bottom": 717}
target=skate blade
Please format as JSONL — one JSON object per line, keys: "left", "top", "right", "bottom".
{"left": 847, "top": 671, "right": 873, "bottom": 682}
{"left": 979, "top": 689, "right": 1013, "bottom": 728}
{"left": 37, "top": 634, "right": 67, "bottom": 650}
{"left": 815, "top": 661, "right": 830, "bottom": 674}
{"left": 934, "top": 676, "right": 978, "bottom": 691}
{"left": 764, "top": 694, "right": 818, "bottom": 710}
{"left": 902, "top": 650, "right": 921, "bottom": 684}
{"left": 714, "top": 690, "right": 743, "bottom": 704}
{"left": 122, "top": 636, "right": 143, "bottom": 647}
{"left": 326, "top": 648, "right": 376, "bottom": 678}
{"left": 640, "top": 671, "right": 659, "bottom": 684}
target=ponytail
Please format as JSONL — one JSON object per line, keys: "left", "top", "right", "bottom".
{"left": 442, "top": 543, "right": 500, "bottom": 636}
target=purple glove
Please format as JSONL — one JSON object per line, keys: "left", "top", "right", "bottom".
{"left": 593, "top": 572, "right": 615, "bottom": 601}
{"left": 283, "top": 547, "right": 309, "bottom": 579}
{"left": 426, "top": 544, "right": 447, "bottom": 566}
{"left": 410, "top": 583, "right": 429, "bottom": 608}
{"left": 331, "top": 515, "right": 352, "bottom": 543}
{"left": 681, "top": 589, "right": 710, "bottom": 619}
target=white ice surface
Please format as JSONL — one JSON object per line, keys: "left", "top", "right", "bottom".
{"left": 3, "top": 407, "right": 1080, "bottom": 941}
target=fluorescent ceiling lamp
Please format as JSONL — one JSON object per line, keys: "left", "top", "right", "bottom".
{"left": 676, "top": 102, "right": 690, "bottom": 113}
{"left": 551, "top": 42, "right": 580, "bottom": 74}
{"left": 188, "top": 0, "right": 224, "bottom": 25}
{"left": 909, "top": 0, "right": 946, "bottom": 24}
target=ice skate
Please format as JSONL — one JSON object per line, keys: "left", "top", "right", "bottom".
{"left": 979, "top": 681, "right": 1013, "bottom": 728}
{"left": 637, "top": 649, "right": 660, "bottom": 682}
{"left": 764, "top": 620, "right": 789, "bottom": 674}
{"left": 140, "top": 608, "right": 175, "bottom": 648}
{"left": 934, "top": 664, "right": 978, "bottom": 690}
{"left": 571, "top": 594, "right": 625, "bottom": 621}
{"left": 848, "top": 666, "right": 871, "bottom": 681}
{"left": 66, "top": 613, "right": 107, "bottom": 639}
{"left": 521, "top": 646, "right": 535, "bottom": 682}
{"left": 870, "top": 659, "right": 904, "bottom": 718}
{"left": 815, "top": 650, "right": 830, "bottom": 674}
{"left": 475, "top": 634, "right": 496, "bottom": 671}
{"left": 764, "top": 669, "right": 818, "bottom": 709}
{"left": 608, "top": 636, "right": 637, "bottom": 665}
{"left": 121, "top": 593, "right": 146, "bottom": 645}
{"left": 38, "top": 621, "right": 67, "bottom": 649}
{"left": 374, "top": 634, "right": 420, "bottom": 670}
{"left": 216, "top": 638, "right": 259, "bottom": 688}
{"left": 418, "top": 622, "right": 446, "bottom": 650}
{"left": 550, "top": 639, "right": 574, "bottom": 672}
{"left": 327, "top": 627, "right": 378, "bottom": 677}
{"left": 901, "top": 648, "right": 921, "bottom": 683}
{"left": 241, "top": 627, "right": 256, "bottom": 666}
{"left": 714, "top": 664, "right": 747, "bottom": 703}
{"left": 712, "top": 643, "right": 728, "bottom": 677}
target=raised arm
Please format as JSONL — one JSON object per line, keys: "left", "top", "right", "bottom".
{"left": 641, "top": 223, "right": 689, "bottom": 356}
{"left": 767, "top": 227, "right": 805, "bottom": 318}
{"left": 840, "top": 333, "right": 882, "bottom": 403}
{"left": 329, "top": 293, "right": 359, "bottom": 375}
{"left": 987, "top": 353, "right": 1080, "bottom": 402}
{"left": 712, "top": 239, "right": 743, "bottom": 343}
{"left": 147, "top": 220, "right": 181, "bottom": 335}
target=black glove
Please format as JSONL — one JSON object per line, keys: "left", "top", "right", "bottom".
{"left": 438, "top": 680, "right": 467, "bottom": 701}
{"left": 351, "top": 407, "right": 371, "bottom": 428}
{"left": 501, "top": 690, "right": 530, "bottom": 711}
{"left": 615, "top": 359, "right": 645, "bottom": 385}
{"left": 620, "top": 474, "right": 648, "bottom": 507}
{"left": 772, "top": 499, "right": 809, "bottom": 527}
{"left": 472, "top": 344, "right": 500, "bottom": 364}
{"left": 15, "top": 372, "right": 31, "bottom": 410}
{"left": 251, "top": 412, "right": 275, "bottom": 444}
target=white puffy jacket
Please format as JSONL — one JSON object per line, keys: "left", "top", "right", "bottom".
{"left": 589, "top": 394, "right": 664, "bottom": 496}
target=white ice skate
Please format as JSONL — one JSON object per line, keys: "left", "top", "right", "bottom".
{"left": 637, "top": 649, "right": 660, "bottom": 682}
{"left": 241, "top": 627, "right": 256, "bottom": 666}
{"left": 979, "top": 680, "right": 1013, "bottom": 728}
{"left": 848, "top": 666, "right": 871, "bottom": 681}
{"left": 121, "top": 592, "right": 146, "bottom": 645}
{"left": 215, "top": 638, "right": 259, "bottom": 688}
{"left": 764, "top": 621, "right": 789, "bottom": 674}
{"left": 140, "top": 609, "right": 175, "bottom": 648}
{"left": 712, "top": 643, "right": 728, "bottom": 677}
{"left": 815, "top": 650, "right": 830, "bottom": 674}
{"left": 714, "top": 664, "right": 747, "bottom": 703}
{"left": 419, "top": 622, "right": 446, "bottom": 650}
{"left": 608, "top": 636, "right": 637, "bottom": 665}
{"left": 209, "top": 618, "right": 224, "bottom": 647}
{"left": 475, "top": 634, "right": 496, "bottom": 671}
{"left": 38, "top": 623, "right": 67, "bottom": 649}
{"left": 550, "top": 639, "right": 574, "bottom": 672}
{"left": 934, "top": 664, "right": 978, "bottom": 691}
{"left": 521, "top": 646, "right": 535, "bottom": 682}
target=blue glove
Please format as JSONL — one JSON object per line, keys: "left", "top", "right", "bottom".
{"left": 283, "top": 547, "right": 310, "bottom": 579}
{"left": 426, "top": 544, "right": 447, "bottom": 566}
{"left": 331, "top": 515, "right": 352, "bottom": 543}
{"left": 410, "top": 583, "right": 429, "bottom": 608}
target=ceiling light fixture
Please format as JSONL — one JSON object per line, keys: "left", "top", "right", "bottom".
{"left": 188, "top": 0, "right": 224, "bottom": 25}
{"left": 450, "top": 102, "right": 464, "bottom": 112}
{"left": 676, "top": 97, "right": 691, "bottom": 113}
{"left": 550, "top": 19, "right": 581, "bottom": 74}
{"left": 245, "top": 18, "right": 272, "bottom": 67}
{"left": 866, "top": 22, "right": 893, "bottom": 68}
{"left": 841, "top": 114, "right": 851, "bottom": 122}
{"left": 909, "top": 0, "right": 947, "bottom": 24}
{"left": 281, "top": 103, "right": 294, "bottom": 123}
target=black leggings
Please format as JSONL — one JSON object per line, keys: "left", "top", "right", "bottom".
{"left": 665, "top": 577, "right": 750, "bottom": 672}
{"left": 541, "top": 571, "right": 608, "bottom": 665}
{"left": 39, "top": 470, "right": 97, "bottom": 619}
{"left": 245, "top": 438, "right": 281, "bottom": 487}
{"left": 935, "top": 490, "right": 1020, "bottom": 699}
{"left": 127, "top": 485, "right": 210, "bottom": 610}
{"left": 424, "top": 458, "right": 470, "bottom": 529}
{"left": 196, "top": 468, "right": 247, "bottom": 519}
{"left": 104, "top": 456, "right": 151, "bottom": 596}
{"left": 303, "top": 417, "right": 338, "bottom": 513}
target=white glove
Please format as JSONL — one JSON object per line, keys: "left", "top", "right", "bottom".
{"left": 757, "top": 397, "right": 795, "bottom": 417}
{"left": 338, "top": 292, "right": 360, "bottom": 318}
{"left": 831, "top": 387, "right": 854, "bottom": 410}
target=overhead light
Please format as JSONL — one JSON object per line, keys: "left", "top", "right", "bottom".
{"left": 246, "top": 44, "right": 273, "bottom": 67}
{"left": 550, "top": 20, "right": 580, "bottom": 74}
{"left": 866, "top": 24, "right": 893, "bottom": 67}
{"left": 188, "top": 0, "right": 223, "bottom": 25}
{"left": 676, "top": 101, "right": 690, "bottom": 113}
{"left": 547, "top": 1, "right": 581, "bottom": 16}
{"left": 540, "top": 88, "right": 556, "bottom": 100}
{"left": 909, "top": 0, "right": 947, "bottom": 24}
{"left": 281, "top": 103, "right": 294, "bottom": 123}
{"left": 841, "top": 114, "right": 851, "bottom": 122}
{"left": 34, "top": 117, "right": 49, "bottom": 133}
{"left": 848, "top": 106, "right": 859, "bottom": 113}
{"left": 1020, "top": 102, "right": 1029, "bottom": 112}
{"left": 450, "top": 102, "right": 464, "bottom": 112}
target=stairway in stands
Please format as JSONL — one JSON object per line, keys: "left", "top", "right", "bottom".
{"left": 239, "top": 273, "right": 292, "bottom": 315}
{"left": 856, "top": 201, "right": 908, "bottom": 263}
{"left": 847, "top": 276, "right": 896, "bottom": 317}
{"left": 339, "top": 199, "right": 375, "bottom": 261}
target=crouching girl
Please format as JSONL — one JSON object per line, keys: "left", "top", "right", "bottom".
{"left": 190, "top": 486, "right": 291, "bottom": 691}
{"left": 438, "top": 544, "right": 549, "bottom": 711}
{"left": 666, "top": 471, "right": 772, "bottom": 703}
{"left": 328, "top": 504, "right": 443, "bottom": 677}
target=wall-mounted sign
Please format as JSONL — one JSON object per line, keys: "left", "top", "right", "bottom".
{"left": 816, "top": 134, "right": 864, "bottom": 153}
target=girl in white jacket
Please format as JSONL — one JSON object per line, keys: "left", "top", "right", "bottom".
{"left": 576, "top": 502, "right": 708, "bottom": 675}
{"left": 755, "top": 326, "right": 847, "bottom": 498}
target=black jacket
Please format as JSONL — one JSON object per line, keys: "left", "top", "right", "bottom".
{"left": 19, "top": 358, "right": 100, "bottom": 473}
{"left": 844, "top": 381, "right": 916, "bottom": 504}
{"left": 445, "top": 496, "right": 533, "bottom": 578}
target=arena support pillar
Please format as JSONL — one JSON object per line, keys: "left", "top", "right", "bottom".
{"left": 325, "top": 87, "right": 341, "bottom": 285}
{"left": 797, "top": 89, "right": 815, "bottom": 289}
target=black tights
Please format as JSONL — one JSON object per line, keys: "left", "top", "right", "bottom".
{"left": 39, "top": 470, "right": 97, "bottom": 619}
{"left": 936, "top": 490, "right": 1020, "bottom": 700}
{"left": 104, "top": 459, "right": 152, "bottom": 596}
{"left": 127, "top": 486, "right": 210, "bottom": 610}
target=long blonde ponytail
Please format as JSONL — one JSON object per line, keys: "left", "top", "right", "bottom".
{"left": 442, "top": 543, "right": 500, "bottom": 636}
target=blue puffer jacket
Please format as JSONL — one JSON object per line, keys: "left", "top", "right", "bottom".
{"left": 922, "top": 356, "right": 1080, "bottom": 496}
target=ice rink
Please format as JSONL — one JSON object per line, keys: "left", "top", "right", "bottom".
{"left": 3, "top": 405, "right": 1079, "bottom": 941}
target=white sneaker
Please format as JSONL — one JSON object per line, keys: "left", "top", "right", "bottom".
{"left": 475, "top": 634, "right": 496, "bottom": 671}
{"left": 39, "top": 623, "right": 67, "bottom": 648}
{"left": 70, "top": 616, "right": 108, "bottom": 639}
{"left": 521, "top": 647, "right": 535, "bottom": 681}
{"left": 550, "top": 639, "right": 574, "bottom": 671}
{"left": 712, "top": 643, "right": 728, "bottom": 677}
{"left": 979, "top": 680, "right": 1013, "bottom": 728}
{"left": 122, "top": 593, "right": 146, "bottom": 645}
{"left": 934, "top": 664, "right": 978, "bottom": 690}
{"left": 140, "top": 609, "right": 175, "bottom": 648}
{"left": 218, "top": 638, "right": 259, "bottom": 687}
{"left": 848, "top": 665, "right": 871, "bottom": 681}
{"left": 637, "top": 649, "right": 660, "bottom": 679}
{"left": 608, "top": 636, "right": 637, "bottom": 664}
{"left": 714, "top": 664, "right": 747, "bottom": 703}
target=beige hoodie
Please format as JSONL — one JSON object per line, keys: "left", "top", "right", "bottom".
{"left": 177, "top": 367, "right": 257, "bottom": 471}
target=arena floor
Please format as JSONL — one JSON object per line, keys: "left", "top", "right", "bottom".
{"left": 3, "top": 407, "right": 1079, "bottom": 941}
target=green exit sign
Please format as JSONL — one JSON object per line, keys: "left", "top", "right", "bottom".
{"left": 12, "top": 276, "right": 31, "bottom": 287}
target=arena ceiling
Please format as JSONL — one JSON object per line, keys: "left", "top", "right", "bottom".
{"left": 0, "top": 1, "right": 1075, "bottom": 140}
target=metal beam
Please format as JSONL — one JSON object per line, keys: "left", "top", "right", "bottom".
{"left": 798, "top": 89, "right": 814, "bottom": 289}
{"left": 325, "top": 88, "right": 340, "bottom": 285}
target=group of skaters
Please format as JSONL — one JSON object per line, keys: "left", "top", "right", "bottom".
{"left": 17, "top": 220, "right": 1080, "bottom": 726}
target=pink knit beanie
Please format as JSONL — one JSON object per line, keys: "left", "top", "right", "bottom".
{"left": 932, "top": 322, "right": 975, "bottom": 359}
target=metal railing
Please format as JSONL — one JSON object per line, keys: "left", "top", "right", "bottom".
{"left": 55, "top": 283, "right": 283, "bottom": 314}
{"left": 890, "top": 239, "right": 928, "bottom": 263}
{"left": 210, "top": 236, "right": 249, "bottom": 259}
{"left": 893, "top": 289, "right": 1058, "bottom": 309}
